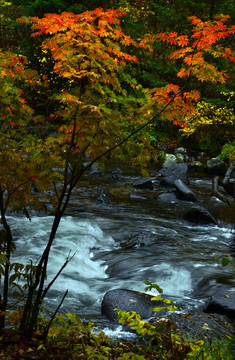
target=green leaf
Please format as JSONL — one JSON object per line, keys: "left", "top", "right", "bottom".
{"left": 143, "top": 280, "right": 163, "bottom": 294}
{"left": 152, "top": 306, "right": 165, "bottom": 312}
{"left": 222, "top": 256, "right": 232, "bottom": 267}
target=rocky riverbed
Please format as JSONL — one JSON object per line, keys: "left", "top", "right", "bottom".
{"left": 9, "top": 151, "right": 235, "bottom": 342}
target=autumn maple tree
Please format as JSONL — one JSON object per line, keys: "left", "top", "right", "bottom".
{"left": 0, "top": 7, "right": 234, "bottom": 338}
{"left": 139, "top": 14, "right": 235, "bottom": 128}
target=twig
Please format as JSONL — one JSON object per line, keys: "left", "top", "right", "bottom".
{"left": 43, "top": 289, "right": 68, "bottom": 343}
{"left": 42, "top": 252, "right": 75, "bottom": 299}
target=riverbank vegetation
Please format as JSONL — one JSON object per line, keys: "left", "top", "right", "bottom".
{"left": 0, "top": 0, "right": 235, "bottom": 358}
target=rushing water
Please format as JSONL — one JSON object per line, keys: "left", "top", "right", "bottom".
{"left": 8, "top": 164, "right": 235, "bottom": 334}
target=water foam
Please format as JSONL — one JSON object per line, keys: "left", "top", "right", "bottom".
{"left": 9, "top": 215, "right": 115, "bottom": 295}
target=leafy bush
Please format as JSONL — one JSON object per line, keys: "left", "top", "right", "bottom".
{"left": 181, "top": 98, "right": 235, "bottom": 154}
{"left": 220, "top": 141, "right": 235, "bottom": 163}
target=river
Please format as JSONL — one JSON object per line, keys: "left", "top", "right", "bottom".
{"left": 8, "top": 162, "right": 235, "bottom": 336}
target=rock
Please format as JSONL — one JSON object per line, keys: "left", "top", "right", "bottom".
{"left": 95, "top": 187, "right": 115, "bottom": 205}
{"left": 189, "top": 161, "right": 205, "bottom": 173}
{"left": 162, "top": 154, "right": 179, "bottom": 167}
{"left": 204, "top": 291, "right": 235, "bottom": 320}
{"left": 174, "top": 147, "right": 187, "bottom": 155}
{"left": 159, "top": 163, "right": 188, "bottom": 176}
{"left": 101, "top": 289, "right": 166, "bottom": 323}
{"left": 160, "top": 174, "right": 190, "bottom": 187}
{"left": 133, "top": 178, "right": 154, "bottom": 190}
{"left": 175, "top": 153, "right": 185, "bottom": 162}
{"left": 183, "top": 205, "right": 218, "bottom": 225}
{"left": 101, "top": 290, "right": 235, "bottom": 342}
{"left": 174, "top": 179, "right": 200, "bottom": 202}
{"left": 120, "top": 232, "right": 158, "bottom": 249}
{"left": 157, "top": 192, "right": 178, "bottom": 202}
{"left": 168, "top": 312, "right": 234, "bottom": 341}
{"left": 206, "top": 158, "right": 227, "bottom": 175}
{"left": 159, "top": 163, "right": 189, "bottom": 188}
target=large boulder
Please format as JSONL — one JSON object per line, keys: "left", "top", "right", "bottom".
{"left": 204, "top": 291, "right": 235, "bottom": 320}
{"left": 159, "top": 163, "right": 189, "bottom": 188}
{"left": 206, "top": 158, "right": 227, "bottom": 175}
{"left": 159, "top": 163, "right": 188, "bottom": 176}
{"left": 174, "top": 179, "right": 200, "bottom": 202}
{"left": 183, "top": 205, "right": 218, "bottom": 225}
{"left": 101, "top": 289, "right": 166, "bottom": 323}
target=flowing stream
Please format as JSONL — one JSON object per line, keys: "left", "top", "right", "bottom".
{"left": 8, "top": 163, "right": 235, "bottom": 336}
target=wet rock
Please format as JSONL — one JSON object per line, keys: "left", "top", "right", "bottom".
{"left": 101, "top": 290, "right": 234, "bottom": 343}
{"left": 183, "top": 205, "right": 218, "bottom": 225}
{"left": 120, "top": 232, "right": 158, "bottom": 249}
{"left": 206, "top": 158, "right": 227, "bottom": 175}
{"left": 95, "top": 187, "right": 115, "bottom": 205}
{"left": 157, "top": 192, "right": 178, "bottom": 202}
{"left": 159, "top": 163, "right": 188, "bottom": 176}
{"left": 159, "top": 163, "right": 189, "bottom": 188}
{"left": 204, "top": 291, "right": 235, "bottom": 320}
{"left": 133, "top": 178, "right": 154, "bottom": 190}
{"left": 174, "top": 179, "right": 200, "bottom": 202}
{"left": 168, "top": 312, "right": 234, "bottom": 341}
{"left": 101, "top": 289, "right": 166, "bottom": 323}
{"left": 160, "top": 174, "right": 190, "bottom": 188}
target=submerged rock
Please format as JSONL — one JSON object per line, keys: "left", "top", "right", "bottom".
{"left": 133, "top": 178, "right": 154, "bottom": 190}
{"left": 95, "top": 187, "right": 115, "bottom": 205}
{"left": 120, "top": 232, "right": 158, "bottom": 249}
